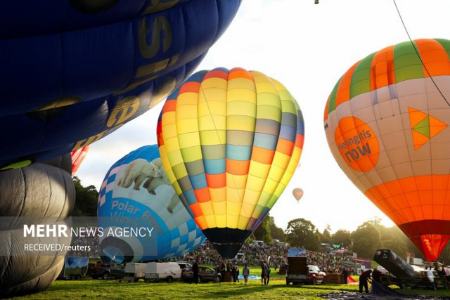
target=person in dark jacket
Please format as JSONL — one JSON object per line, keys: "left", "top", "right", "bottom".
{"left": 342, "top": 268, "right": 349, "bottom": 284}
{"left": 243, "top": 263, "right": 250, "bottom": 285}
{"left": 192, "top": 259, "right": 199, "bottom": 284}
{"left": 265, "top": 263, "right": 271, "bottom": 285}
{"left": 234, "top": 264, "right": 240, "bottom": 282}
{"left": 359, "top": 269, "right": 372, "bottom": 293}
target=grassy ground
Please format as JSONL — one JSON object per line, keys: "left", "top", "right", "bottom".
{"left": 16, "top": 280, "right": 359, "bottom": 300}
{"left": 13, "top": 267, "right": 450, "bottom": 299}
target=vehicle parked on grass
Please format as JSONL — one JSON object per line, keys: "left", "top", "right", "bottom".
{"left": 88, "top": 261, "right": 125, "bottom": 280}
{"left": 182, "top": 265, "right": 221, "bottom": 283}
{"left": 144, "top": 262, "right": 182, "bottom": 282}
{"left": 88, "top": 261, "right": 111, "bottom": 280}
{"left": 286, "top": 256, "right": 325, "bottom": 285}
{"left": 177, "top": 261, "right": 192, "bottom": 271}
{"left": 124, "top": 263, "right": 147, "bottom": 282}
{"left": 307, "top": 265, "right": 326, "bottom": 284}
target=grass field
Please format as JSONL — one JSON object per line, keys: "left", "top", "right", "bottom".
{"left": 15, "top": 279, "right": 450, "bottom": 300}
{"left": 18, "top": 280, "right": 359, "bottom": 300}
{"left": 14, "top": 267, "right": 450, "bottom": 299}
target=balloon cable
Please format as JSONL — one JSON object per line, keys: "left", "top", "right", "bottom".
{"left": 392, "top": 0, "right": 450, "bottom": 107}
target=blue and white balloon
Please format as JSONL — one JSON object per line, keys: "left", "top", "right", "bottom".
{"left": 98, "top": 145, "right": 205, "bottom": 263}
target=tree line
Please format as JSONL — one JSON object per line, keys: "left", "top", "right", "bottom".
{"left": 253, "top": 215, "right": 450, "bottom": 264}
{"left": 72, "top": 177, "right": 450, "bottom": 264}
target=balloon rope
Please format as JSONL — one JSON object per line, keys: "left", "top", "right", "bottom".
{"left": 392, "top": 0, "right": 450, "bottom": 107}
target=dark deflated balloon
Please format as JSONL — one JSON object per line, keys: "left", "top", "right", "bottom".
{"left": 0, "top": 163, "right": 74, "bottom": 297}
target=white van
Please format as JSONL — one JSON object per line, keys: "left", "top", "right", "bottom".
{"left": 124, "top": 263, "right": 147, "bottom": 282}
{"left": 144, "top": 262, "right": 181, "bottom": 282}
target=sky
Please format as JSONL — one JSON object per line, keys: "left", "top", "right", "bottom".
{"left": 77, "top": 0, "right": 450, "bottom": 233}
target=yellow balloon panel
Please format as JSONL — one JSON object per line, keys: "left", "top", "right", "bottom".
{"left": 158, "top": 68, "right": 304, "bottom": 233}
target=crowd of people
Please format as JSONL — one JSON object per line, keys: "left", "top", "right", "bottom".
{"left": 184, "top": 240, "right": 358, "bottom": 276}
{"left": 305, "top": 250, "right": 356, "bottom": 274}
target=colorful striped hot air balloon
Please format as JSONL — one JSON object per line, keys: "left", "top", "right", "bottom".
{"left": 70, "top": 145, "right": 89, "bottom": 174}
{"left": 157, "top": 67, "right": 304, "bottom": 258}
{"left": 324, "top": 39, "right": 450, "bottom": 261}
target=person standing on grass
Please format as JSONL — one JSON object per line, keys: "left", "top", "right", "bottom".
{"left": 243, "top": 263, "right": 250, "bottom": 285}
{"left": 231, "top": 264, "right": 237, "bottom": 283}
{"left": 260, "top": 261, "right": 265, "bottom": 285}
{"left": 427, "top": 266, "right": 436, "bottom": 290}
{"left": 359, "top": 269, "right": 372, "bottom": 293}
{"left": 234, "top": 264, "right": 240, "bottom": 282}
{"left": 265, "top": 263, "right": 271, "bottom": 285}
{"left": 193, "top": 259, "right": 199, "bottom": 284}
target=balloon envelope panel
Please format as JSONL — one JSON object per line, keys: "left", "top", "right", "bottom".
{"left": 71, "top": 146, "right": 89, "bottom": 174}
{"left": 158, "top": 68, "right": 304, "bottom": 257}
{"left": 98, "top": 145, "right": 205, "bottom": 263}
{"left": 0, "top": 0, "right": 241, "bottom": 169}
{"left": 324, "top": 39, "right": 450, "bottom": 261}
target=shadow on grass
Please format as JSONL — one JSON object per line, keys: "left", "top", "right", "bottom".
{"left": 199, "top": 283, "right": 356, "bottom": 299}
{"left": 200, "top": 284, "right": 283, "bottom": 298}
{"left": 46, "top": 280, "right": 126, "bottom": 292}
{"left": 295, "top": 284, "right": 357, "bottom": 292}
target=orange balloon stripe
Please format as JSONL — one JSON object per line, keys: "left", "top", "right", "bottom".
{"left": 365, "top": 175, "right": 450, "bottom": 226}
{"left": 335, "top": 62, "right": 358, "bottom": 106}
{"left": 162, "top": 99, "right": 177, "bottom": 113}
{"left": 295, "top": 134, "right": 304, "bottom": 148}
{"left": 250, "top": 147, "right": 275, "bottom": 165}
{"left": 204, "top": 69, "right": 228, "bottom": 80}
{"left": 370, "top": 45, "right": 395, "bottom": 90}
{"left": 229, "top": 67, "right": 253, "bottom": 80}
{"left": 194, "top": 187, "right": 211, "bottom": 203}
{"left": 415, "top": 39, "right": 450, "bottom": 77}
{"left": 179, "top": 81, "right": 201, "bottom": 94}
{"left": 226, "top": 159, "right": 250, "bottom": 175}
{"left": 205, "top": 173, "right": 226, "bottom": 188}
{"left": 276, "top": 139, "right": 294, "bottom": 155}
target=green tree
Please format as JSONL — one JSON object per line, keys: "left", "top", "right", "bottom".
{"left": 331, "top": 230, "right": 352, "bottom": 248}
{"left": 253, "top": 215, "right": 272, "bottom": 244}
{"left": 285, "top": 218, "right": 320, "bottom": 251}
{"left": 351, "top": 221, "right": 381, "bottom": 259}
{"left": 253, "top": 214, "right": 285, "bottom": 243}
{"left": 268, "top": 215, "right": 285, "bottom": 242}
{"left": 72, "top": 176, "right": 99, "bottom": 216}
{"left": 320, "top": 225, "right": 332, "bottom": 244}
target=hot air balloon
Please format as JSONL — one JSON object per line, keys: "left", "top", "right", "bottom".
{"left": 98, "top": 145, "right": 205, "bottom": 263}
{"left": 71, "top": 146, "right": 89, "bottom": 174}
{"left": 292, "top": 188, "right": 304, "bottom": 201}
{"left": 324, "top": 39, "right": 450, "bottom": 261}
{"left": 0, "top": 161, "right": 74, "bottom": 297}
{"left": 157, "top": 67, "right": 304, "bottom": 258}
{"left": 0, "top": 0, "right": 241, "bottom": 170}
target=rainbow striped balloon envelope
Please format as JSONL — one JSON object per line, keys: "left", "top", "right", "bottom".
{"left": 324, "top": 39, "right": 450, "bottom": 261}
{"left": 157, "top": 67, "right": 304, "bottom": 258}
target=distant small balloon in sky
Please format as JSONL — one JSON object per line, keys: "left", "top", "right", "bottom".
{"left": 292, "top": 188, "right": 304, "bottom": 201}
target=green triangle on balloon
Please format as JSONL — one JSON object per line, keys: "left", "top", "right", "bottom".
{"left": 414, "top": 116, "right": 430, "bottom": 138}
